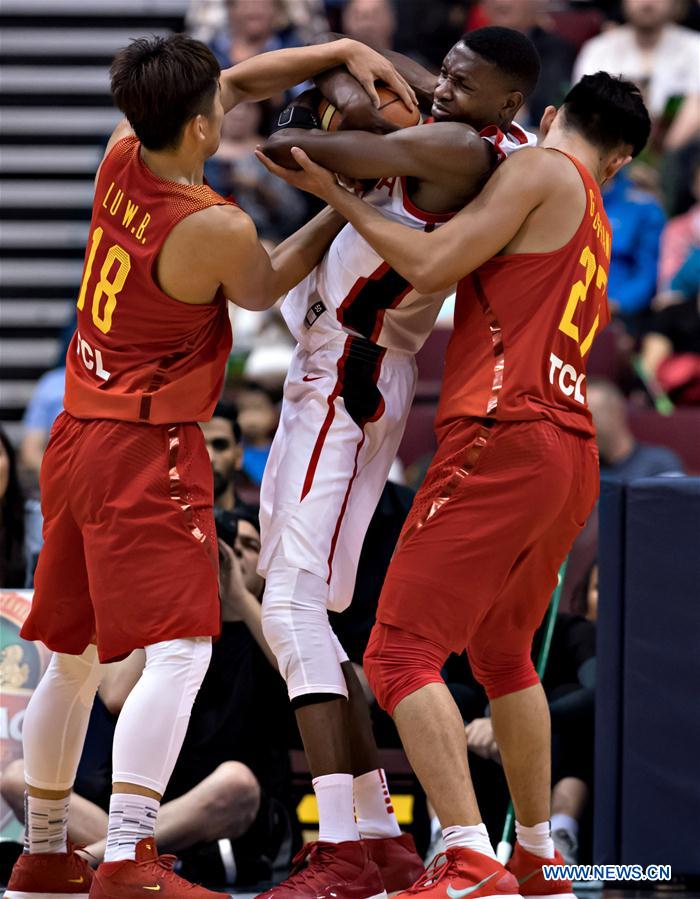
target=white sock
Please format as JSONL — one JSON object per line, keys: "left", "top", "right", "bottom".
{"left": 550, "top": 813, "right": 579, "bottom": 838}
{"left": 354, "top": 769, "right": 402, "bottom": 839}
{"left": 313, "top": 773, "right": 359, "bottom": 844}
{"left": 516, "top": 820, "right": 555, "bottom": 858}
{"left": 104, "top": 793, "right": 160, "bottom": 862}
{"left": 23, "top": 793, "right": 69, "bottom": 854}
{"left": 443, "top": 823, "right": 496, "bottom": 859}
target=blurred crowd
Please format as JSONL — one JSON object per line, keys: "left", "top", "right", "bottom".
{"left": 1, "top": 0, "right": 698, "bottom": 886}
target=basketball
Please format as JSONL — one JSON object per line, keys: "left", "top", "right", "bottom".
{"left": 374, "top": 85, "right": 422, "bottom": 128}
{"left": 319, "top": 86, "right": 421, "bottom": 132}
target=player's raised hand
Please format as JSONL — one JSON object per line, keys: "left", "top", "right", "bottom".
{"left": 339, "top": 38, "right": 417, "bottom": 111}
{"left": 255, "top": 147, "right": 341, "bottom": 203}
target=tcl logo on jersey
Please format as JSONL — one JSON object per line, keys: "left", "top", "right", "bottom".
{"left": 76, "top": 330, "right": 111, "bottom": 382}
{"left": 549, "top": 353, "right": 585, "bottom": 405}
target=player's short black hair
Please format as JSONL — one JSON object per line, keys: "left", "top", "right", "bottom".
{"left": 212, "top": 401, "right": 243, "bottom": 444}
{"left": 110, "top": 34, "right": 220, "bottom": 151}
{"left": 561, "top": 72, "right": 651, "bottom": 158}
{"left": 460, "top": 27, "right": 541, "bottom": 99}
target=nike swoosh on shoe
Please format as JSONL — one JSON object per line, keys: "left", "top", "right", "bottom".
{"left": 447, "top": 871, "right": 498, "bottom": 898}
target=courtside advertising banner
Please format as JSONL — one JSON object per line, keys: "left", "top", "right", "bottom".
{"left": 0, "top": 591, "right": 51, "bottom": 840}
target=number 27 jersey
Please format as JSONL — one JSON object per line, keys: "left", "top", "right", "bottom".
{"left": 437, "top": 150, "right": 612, "bottom": 437}
{"left": 64, "top": 136, "right": 234, "bottom": 425}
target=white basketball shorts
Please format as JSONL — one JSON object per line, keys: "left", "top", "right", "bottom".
{"left": 258, "top": 333, "right": 417, "bottom": 612}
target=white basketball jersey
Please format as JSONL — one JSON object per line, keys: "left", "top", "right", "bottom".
{"left": 282, "top": 123, "right": 536, "bottom": 355}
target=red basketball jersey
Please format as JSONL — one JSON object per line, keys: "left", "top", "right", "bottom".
{"left": 64, "top": 136, "right": 234, "bottom": 424}
{"left": 437, "top": 151, "right": 612, "bottom": 437}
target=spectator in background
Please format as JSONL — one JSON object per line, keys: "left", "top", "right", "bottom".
{"left": 658, "top": 156, "right": 700, "bottom": 290}
{"left": 602, "top": 169, "right": 665, "bottom": 333}
{"left": 661, "top": 93, "right": 699, "bottom": 217}
{"left": 476, "top": 0, "right": 577, "bottom": 126}
{"left": 19, "top": 366, "right": 65, "bottom": 481}
{"left": 0, "top": 428, "right": 28, "bottom": 588}
{"left": 206, "top": 101, "right": 308, "bottom": 241}
{"left": 587, "top": 377, "right": 685, "bottom": 476}
{"left": 641, "top": 250, "right": 700, "bottom": 404}
{"left": 210, "top": 0, "right": 301, "bottom": 68}
{"left": 0, "top": 511, "right": 294, "bottom": 886}
{"left": 187, "top": 0, "right": 228, "bottom": 44}
{"left": 387, "top": 0, "right": 469, "bottom": 69}
{"left": 664, "top": 92, "right": 700, "bottom": 152}
{"left": 281, "top": 0, "right": 331, "bottom": 45}
{"left": 201, "top": 402, "right": 246, "bottom": 512}
{"left": 235, "top": 382, "right": 280, "bottom": 486}
{"left": 189, "top": 0, "right": 328, "bottom": 45}
{"left": 573, "top": 0, "right": 700, "bottom": 121}
{"left": 341, "top": 0, "right": 397, "bottom": 49}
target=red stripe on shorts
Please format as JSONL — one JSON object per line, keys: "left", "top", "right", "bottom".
{"left": 300, "top": 337, "right": 352, "bottom": 501}
{"left": 399, "top": 423, "right": 492, "bottom": 547}
{"left": 326, "top": 365, "right": 386, "bottom": 584}
{"left": 472, "top": 272, "right": 505, "bottom": 415}
{"left": 167, "top": 425, "right": 207, "bottom": 544}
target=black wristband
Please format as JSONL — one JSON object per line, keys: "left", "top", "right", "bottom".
{"left": 274, "top": 105, "right": 321, "bottom": 132}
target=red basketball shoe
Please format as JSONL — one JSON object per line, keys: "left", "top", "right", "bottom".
{"left": 89, "top": 838, "right": 229, "bottom": 898}
{"left": 5, "top": 844, "right": 93, "bottom": 898}
{"left": 507, "top": 844, "right": 573, "bottom": 899}
{"left": 256, "top": 840, "right": 387, "bottom": 899}
{"left": 396, "top": 847, "right": 520, "bottom": 899}
{"left": 364, "top": 833, "right": 425, "bottom": 891}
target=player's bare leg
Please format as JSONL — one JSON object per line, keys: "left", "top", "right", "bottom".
{"left": 385, "top": 682, "right": 523, "bottom": 896}
{"left": 490, "top": 683, "right": 552, "bottom": 826}
{"left": 393, "top": 682, "right": 482, "bottom": 827}
{"left": 295, "top": 697, "right": 353, "bottom": 778}
{"left": 342, "top": 661, "right": 381, "bottom": 776}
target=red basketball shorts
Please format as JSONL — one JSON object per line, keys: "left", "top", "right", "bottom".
{"left": 365, "top": 417, "right": 599, "bottom": 709}
{"left": 21, "top": 412, "right": 220, "bottom": 663}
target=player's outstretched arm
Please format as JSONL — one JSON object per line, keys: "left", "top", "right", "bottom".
{"left": 260, "top": 122, "right": 490, "bottom": 192}
{"left": 212, "top": 205, "right": 345, "bottom": 309}
{"left": 220, "top": 38, "right": 416, "bottom": 113}
{"left": 258, "top": 146, "right": 547, "bottom": 293}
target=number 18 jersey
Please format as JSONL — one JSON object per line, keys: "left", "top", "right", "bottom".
{"left": 437, "top": 150, "right": 612, "bottom": 438}
{"left": 64, "top": 136, "right": 234, "bottom": 425}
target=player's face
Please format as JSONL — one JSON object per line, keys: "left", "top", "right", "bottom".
{"left": 201, "top": 417, "right": 242, "bottom": 498}
{"left": 234, "top": 519, "right": 264, "bottom": 597}
{"left": 432, "top": 45, "right": 519, "bottom": 132}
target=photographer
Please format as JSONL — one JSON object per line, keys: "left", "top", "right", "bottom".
{"left": 1, "top": 510, "right": 294, "bottom": 886}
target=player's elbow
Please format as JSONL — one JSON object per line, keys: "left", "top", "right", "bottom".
{"left": 411, "top": 263, "right": 453, "bottom": 295}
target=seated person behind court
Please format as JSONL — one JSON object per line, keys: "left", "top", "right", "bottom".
{"left": 200, "top": 401, "right": 253, "bottom": 513}
{"left": 586, "top": 377, "right": 685, "bottom": 476}
{"left": 0, "top": 510, "right": 293, "bottom": 886}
